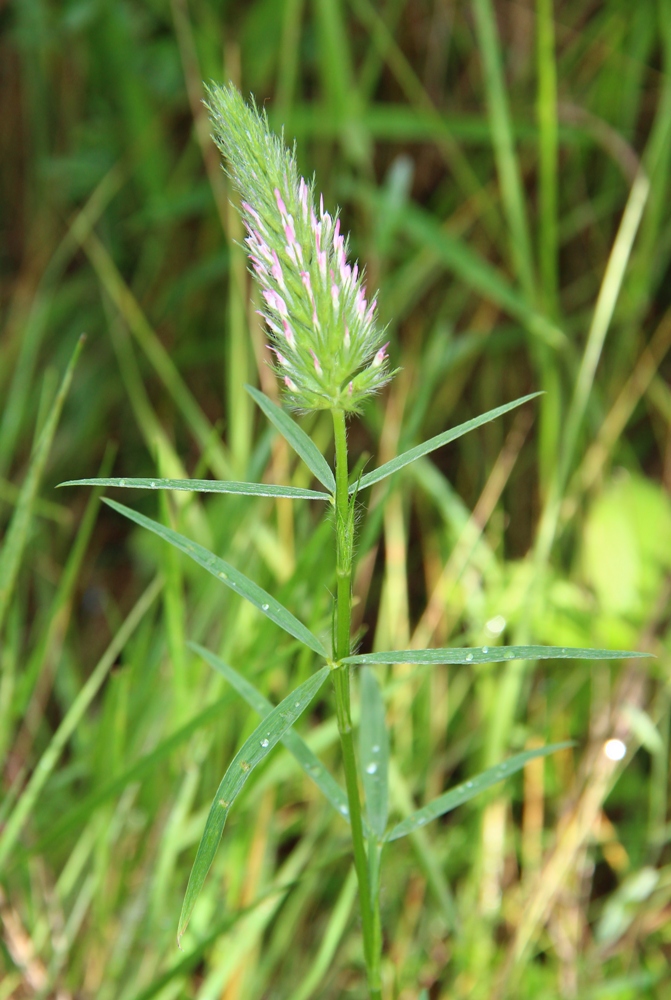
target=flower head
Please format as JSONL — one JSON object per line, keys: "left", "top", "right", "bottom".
{"left": 206, "top": 84, "right": 394, "bottom": 412}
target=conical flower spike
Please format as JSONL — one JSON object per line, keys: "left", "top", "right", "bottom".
{"left": 206, "top": 83, "right": 394, "bottom": 412}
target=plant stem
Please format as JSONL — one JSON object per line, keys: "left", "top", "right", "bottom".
{"left": 331, "top": 407, "right": 382, "bottom": 1000}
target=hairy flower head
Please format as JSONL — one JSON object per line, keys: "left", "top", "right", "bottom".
{"left": 206, "top": 84, "right": 393, "bottom": 412}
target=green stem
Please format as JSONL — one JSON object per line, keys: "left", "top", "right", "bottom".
{"left": 331, "top": 408, "right": 382, "bottom": 1000}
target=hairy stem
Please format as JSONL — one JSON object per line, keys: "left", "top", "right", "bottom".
{"left": 331, "top": 407, "right": 382, "bottom": 999}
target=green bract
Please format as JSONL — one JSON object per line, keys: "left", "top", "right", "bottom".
{"left": 206, "top": 84, "right": 393, "bottom": 412}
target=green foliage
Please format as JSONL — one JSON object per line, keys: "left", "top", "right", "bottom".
{"left": 60, "top": 475, "right": 330, "bottom": 500}
{"left": 1, "top": 1, "right": 670, "bottom": 997}
{"left": 178, "top": 664, "right": 330, "bottom": 943}
{"left": 103, "top": 497, "right": 327, "bottom": 656}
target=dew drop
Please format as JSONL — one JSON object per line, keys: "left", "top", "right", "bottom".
{"left": 465, "top": 653, "right": 473, "bottom": 662}
{"left": 505, "top": 651, "right": 514, "bottom": 660}
{"left": 371, "top": 744, "right": 380, "bottom": 754}
{"left": 417, "top": 817, "right": 426, "bottom": 826}
{"left": 150, "top": 481, "right": 156, "bottom": 488}
{"left": 119, "top": 479, "right": 126, "bottom": 487}
{"left": 260, "top": 738, "right": 269, "bottom": 748}
{"left": 465, "top": 781, "right": 473, "bottom": 789}
{"left": 604, "top": 738, "right": 626, "bottom": 761}
{"left": 365, "top": 762, "right": 378, "bottom": 775}
{"left": 261, "top": 603, "right": 270, "bottom": 611}
{"left": 339, "top": 804, "right": 349, "bottom": 816}
{"left": 218, "top": 571, "right": 228, "bottom": 580}
{"left": 561, "top": 648, "right": 567, "bottom": 654}
{"left": 482, "top": 646, "right": 489, "bottom": 654}
{"left": 295, "top": 701, "right": 301, "bottom": 707}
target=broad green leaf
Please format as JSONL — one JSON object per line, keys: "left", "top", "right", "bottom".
{"left": 386, "top": 742, "right": 572, "bottom": 842}
{"left": 246, "top": 385, "right": 336, "bottom": 493}
{"left": 359, "top": 667, "right": 389, "bottom": 839}
{"left": 104, "top": 499, "right": 327, "bottom": 657}
{"left": 60, "top": 476, "right": 329, "bottom": 501}
{"left": 351, "top": 393, "right": 541, "bottom": 493}
{"left": 344, "top": 645, "right": 649, "bottom": 666}
{"left": 177, "top": 665, "right": 330, "bottom": 943}
{"left": 190, "top": 643, "right": 351, "bottom": 824}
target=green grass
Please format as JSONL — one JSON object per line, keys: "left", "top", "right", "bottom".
{"left": 1, "top": 1, "right": 670, "bottom": 997}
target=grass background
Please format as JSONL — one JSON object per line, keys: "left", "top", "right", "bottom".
{"left": 1, "top": 0, "right": 671, "bottom": 996}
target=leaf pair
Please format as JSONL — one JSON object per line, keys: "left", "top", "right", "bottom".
{"left": 60, "top": 386, "right": 543, "bottom": 503}
{"left": 249, "top": 385, "right": 543, "bottom": 495}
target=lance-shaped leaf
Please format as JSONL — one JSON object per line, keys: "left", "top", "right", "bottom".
{"left": 246, "top": 385, "right": 336, "bottom": 493}
{"left": 386, "top": 742, "right": 572, "bottom": 842}
{"left": 177, "top": 665, "right": 330, "bottom": 943}
{"left": 343, "top": 645, "right": 649, "bottom": 666}
{"left": 351, "top": 392, "right": 541, "bottom": 493}
{"left": 60, "top": 476, "right": 329, "bottom": 501}
{"left": 190, "top": 643, "right": 351, "bottom": 824}
{"left": 104, "top": 499, "right": 327, "bottom": 657}
{"left": 359, "top": 667, "right": 389, "bottom": 840}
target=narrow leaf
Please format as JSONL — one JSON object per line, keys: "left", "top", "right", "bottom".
{"left": 0, "top": 335, "right": 84, "bottom": 635}
{"left": 352, "top": 392, "right": 541, "bottom": 492}
{"left": 190, "top": 643, "right": 351, "bottom": 824}
{"left": 246, "top": 385, "right": 336, "bottom": 493}
{"left": 177, "top": 665, "right": 330, "bottom": 943}
{"left": 103, "top": 499, "right": 327, "bottom": 657}
{"left": 60, "top": 476, "right": 329, "bottom": 501}
{"left": 344, "top": 645, "right": 649, "bottom": 666}
{"left": 359, "top": 667, "right": 389, "bottom": 839}
{"left": 386, "top": 742, "right": 572, "bottom": 842}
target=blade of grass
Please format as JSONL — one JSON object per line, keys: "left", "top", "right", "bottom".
{"left": 76, "top": 227, "right": 232, "bottom": 480}
{"left": 24, "top": 692, "right": 238, "bottom": 860}
{"left": 191, "top": 643, "right": 351, "bottom": 824}
{"left": 0, "top": 335, "right": 84, "bottom": 637}
{"left": 276, "top": 0, "right": 305, "bottom": 112}
{"left": 395, "top": 201, "right": 562, "bottom": 347}
{"left": 353, "top": 393, "right": 541, "bottom": 492}
{"left": 471, "top": 0, "right": 536, "bottom": 300}
{"left": 59, "top": 477, "right": 330, "bottom": 500}
{"left": 536, "top": 0, "right": 559, "bottom": 314}
{"left": 177, "top": 664, "right": 330, "bottom": 943}
{"left": 0, "top": 576, "right": 162, "bottom": 872}
{"left": 292, "top": 867, "right": 358, "bottom": 1000}
{"left": 534, "top": 167, "right": 651, "bottom": 569}
{"left": 15, "top": 445, "right": 116, "bottom": 720}
{"left": 344, "top": 646, "right": 649, "bottom": 666}
{"left": 103, "top": 498, "right": 327, "bottom": 656}
{"left": 386, "top": 743, "right": 572, "bottom": 841}
{"left": 0, "top": 167, "right": 123, "bottom": 479}
{"left": 246, "top": 385, "right": 336, "bottom": 492}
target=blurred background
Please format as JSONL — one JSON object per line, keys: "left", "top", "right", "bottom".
{"left": 1, "top": 0, "right": 671, "bottom": 997}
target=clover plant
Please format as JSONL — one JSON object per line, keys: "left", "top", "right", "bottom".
{"left": 62, "top": 86, "right": 646, "bottom": 999}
